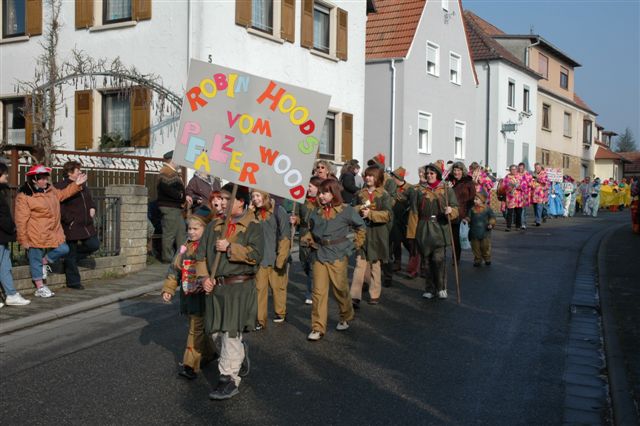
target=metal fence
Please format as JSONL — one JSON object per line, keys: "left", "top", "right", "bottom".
{"left": 93, "top": 195, "right": 121, "bottom": 257}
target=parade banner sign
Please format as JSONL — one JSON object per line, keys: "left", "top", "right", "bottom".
{"left": 547, "top": 168, "right": 563, "bottom": 182}
{"left": 174, "top": 60, "right": 331, "bottom": 201}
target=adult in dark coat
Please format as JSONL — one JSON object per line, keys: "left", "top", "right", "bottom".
{"left": 157, "top": 151, "right": 191, "bottom": 262}
{"left": 446, "top": 161, "right": 475, "bottom": 263}
{"left": 54, "top": 161, "right": 100, "bottom": 289}
{"left": 339, "top": 159, "right": 360, "bottom": 205}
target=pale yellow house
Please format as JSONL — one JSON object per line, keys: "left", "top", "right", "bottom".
{"left": 489, "top": 35, "right": 598, "bottom": 179}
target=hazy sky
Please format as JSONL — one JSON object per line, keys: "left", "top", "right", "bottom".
{"left": 464, "top": 0, "right": 640, "bottom": 148}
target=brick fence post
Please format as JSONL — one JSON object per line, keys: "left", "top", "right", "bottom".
{"left": 105, "top": 185, "right": 148, "bottom": 273}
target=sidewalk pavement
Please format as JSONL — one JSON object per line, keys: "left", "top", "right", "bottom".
{"left": 600, "top": 224, "right": 640, "bottom": 425}
{"left": 0, "top": 262, "right": 168, "bottom": 336}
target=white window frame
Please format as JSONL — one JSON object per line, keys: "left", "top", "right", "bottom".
{"left": 563, "top": 112, "right": 572, "bottom": 137}
{"left": 318, "top": 110, "right": 336, "bottom": 160}
{"left": 523, "top": 86, "right": 530, "bottom": 113}
{"left": 454, "top": 120, "right": 466, "bottom": 160}
{"left": 1, "top": 96, "right": 27, "bottom": 144}
{"left": 245, "top": 0, "right": 285, "bottom": 44}
{"left": 418, "top": 111, "right": 432, "bottom": 154}
{"left": 426, "top": 41, "right": 440, "bottom": 77}
{"left": 507, "top": 79, "right": 516, "bottom": 109}
{"left": 449, "top": 52, "right": 461, "bottom": 85}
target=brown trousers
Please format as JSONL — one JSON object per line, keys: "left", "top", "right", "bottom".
{"left": 256, "top": 265, "right": 288, "bottom": 327}
{"left": 311, "top": 257, "right": 355, "bottom": 335}
{"left": 183, "top": 315, "right": 215, "bottom": 372}
{"left": 351, "top": 257, "right": 382, "bottom": 300}
{"left": 471, "top": 238, "right": 492, "bottom": 263}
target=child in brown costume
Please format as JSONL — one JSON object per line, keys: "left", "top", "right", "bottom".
{"left": 466, "top": 192, "right": 496, "bottom": 267}
{"left": 161, "top": 211, "right": 215, "bottom": 380}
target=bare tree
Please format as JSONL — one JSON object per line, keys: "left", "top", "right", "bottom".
{"left": 12, "top": 0, "right": 181, "bottom": 165}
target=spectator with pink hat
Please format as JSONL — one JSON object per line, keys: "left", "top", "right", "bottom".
{"left": 14, "top": 164, "right": 87, "bottom": 297}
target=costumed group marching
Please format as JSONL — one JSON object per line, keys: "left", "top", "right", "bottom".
{"left": 2, "top": 153, "right": 637, "bottom": 402}
{"left": 155, "top": 151, "right": 473, "bottom": 401}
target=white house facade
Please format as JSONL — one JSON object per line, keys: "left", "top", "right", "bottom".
{"left": 365, "top": 0, "right": 480, "bottom": 180}
{"left": 1, "top": 0, "right": 367, "bottom": 164}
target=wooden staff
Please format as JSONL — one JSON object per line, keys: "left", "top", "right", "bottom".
{"left": 207, "top": 184, "right": 238, "bottom": 290}
{"left": 286, "top": 202, "right": 298, "bottom": 276}
{"left": 443, "top": 183, "right": 461, "bottom": 304}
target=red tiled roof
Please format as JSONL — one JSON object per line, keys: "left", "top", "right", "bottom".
{"left": 574, "top": 94, "right": 596, "bottom": 114}
{"left": 619, "top": 151, "right": 640, "bottom": 163}
{"left": 463, "top": 11, "right": 542, "bottom": 79}
{"left": 595, "top": 146, "right": 627, "bottom": 161}
{"left": 366, "top": 0, "right": 426, "bottom": 60}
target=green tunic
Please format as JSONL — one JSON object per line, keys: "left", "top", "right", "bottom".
{"left": 195, "top": 210, "right": 264, "bottom": 337}
{"left": 354, "top": 187, "right": 393, "bottom": 262}
{"left": 407, "top": 182, "right": 459, "bottom": 252}
{"left": 305, "top": 204, "right": 365, "bottom": 263}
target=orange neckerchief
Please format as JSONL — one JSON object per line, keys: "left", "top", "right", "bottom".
{"left": 226, "top": 223, "right": 236, "bottom": 238}
{"left": 307, "top": 196, "right": 317, "bottom": 204}
{"left": 367, "top": 190, "right": 375, "bottom": 203}
{"left": 323, "top": 204, "right": 332, "bottom": 219}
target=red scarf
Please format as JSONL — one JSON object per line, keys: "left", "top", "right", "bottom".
{"left": 259, "top": 207, "right": 268, "bottom": 220}
{"left": 367, "top": 190, "right": 375, "bottom": 203}
{"left": 428, "top": 180, "right": 441, "bottom": 190}
{"left": 307, "top": 196, "right": 317, "bottom": 204}
{"left": 323, "top": 205, "right": 332, "bottom": 219}
{"left": 225, "top": 223, "right": 236, "bottom": 238}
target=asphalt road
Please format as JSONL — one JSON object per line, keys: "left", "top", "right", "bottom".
{"left": 0, "top": 213, "right": 628, "bottom": 425}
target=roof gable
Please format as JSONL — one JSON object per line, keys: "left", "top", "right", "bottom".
{"left": 463, "top": 11, "right": 541, "bottom": 79}
{"left": 366, "top": 0, "right": 426, "bottom": 60}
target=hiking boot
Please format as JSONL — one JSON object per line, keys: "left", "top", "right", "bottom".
{"left": 179, "top": 365, "right": 197, "bottom": 380}
{"left": 209, "top": 375, "right": 239, "bottom": 400}
{"left": 239, "top": 341, "right": 250, "bottom": 377}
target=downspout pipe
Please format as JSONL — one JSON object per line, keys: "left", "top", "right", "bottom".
{"left": 187, "top": 0, "right": 192, "bottom": 72}
{"left": 390, "top": 59, "right": 396, "bottom": 170}
{"left": 484, "top": 60, "right": 490, "bottom": 168}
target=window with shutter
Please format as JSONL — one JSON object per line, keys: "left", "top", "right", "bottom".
{"left": 336, "top": 8, "right": 347, "bottom": 61}
{"left": 236, "top": 0, "right": 252, "bottom": 27}
{"left": 300, "top": 0, "right": 314, "bottom": 48}
{"left": 318, "top": 112, "right": 335, "bottom": 160}
{"left": 26, "top": 0, "right": 42, "bottom": 36}
{"left": 454, "top": 121, "right": 465, "bottom": 159}
{"left": 280, "top": 0, "right": 295, "bottom": 42}
{"left": 75, "top": 0, "right": 94, "bottom": 28}
{"left": 131, "top": 87, "right": 151, "bottom": 147}
{"left": 427, "top": 41, "right": 439, "bottom": 76}
{"left": 418, "top": 112, "right": 432, "bottom": 154}
{"left": 2, "top": 0, "right": 26, "bottom": 37}
{"left": 103, "top": 0, "right": 132, "bottom": 24}
{"left": 102, "top": 91, "right": 130, "bottom": 146}
{"left": 133, "top": 0, "right": 151, "bottom": 21}
{"left": 341, "top": 112, "right": 353, "bottom": 161}
{"left": 449, "top": 52, "right": 460, "bottom": 84}
{"left": 75, "top": 90, "right": 94, "bottom": 150}
{"left": 1, "top": 98, "right": 28, "bottom": 144}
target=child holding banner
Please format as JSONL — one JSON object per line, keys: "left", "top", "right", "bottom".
{"left": 197, "top": 184, "right": 262, "bottom": 400}
{"left": 251, "top": 189, "right": 291, "bottom": 328}
{"left": 302, "top": 179, "right": 366, "bottom": 341}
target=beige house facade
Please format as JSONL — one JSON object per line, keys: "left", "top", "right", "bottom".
{"left": 491, "top": 35, "right": 598, "bottom": 179}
